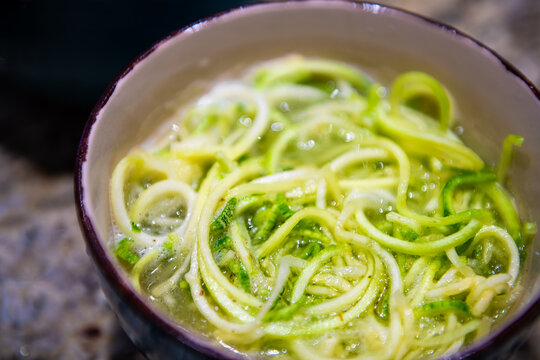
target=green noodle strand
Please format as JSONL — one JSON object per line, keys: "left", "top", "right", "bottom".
{"left": 441, "top": 172, "right": 497, "bottom": 216}
{"left": 391, "top": 71, "right": 452, "bottom": 132}
{"left": 497, "top": 134, "right": 524, "bottom": 183}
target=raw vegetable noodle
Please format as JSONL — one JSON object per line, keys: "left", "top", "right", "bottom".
{"left": 109, "top": 56, "right": 535, "bottom": 359}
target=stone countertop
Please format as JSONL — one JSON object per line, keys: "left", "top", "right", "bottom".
{"left": 0, "top": 1, "right": 538, "bottom": 359}
{"left": 0, "top": 153, "right": 145, "bottom": 359}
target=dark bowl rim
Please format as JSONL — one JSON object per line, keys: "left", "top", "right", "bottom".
{"left": 74, "top": 1, "right": 540, "bottom": 359}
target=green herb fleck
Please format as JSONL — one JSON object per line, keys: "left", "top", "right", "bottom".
{"left": 395, "top": 225, "right": 419, "bottom": 241}
{"left": 228, "top": 259, "right": 250, "bottom": 292}
{"left": 179, "top": 280, "right": 190, "bottom": 290}
{"left": 375, "top": 220, "right": 394, "bottom": 235}
{"left": 131, "top": 221, "right": 141, "bottom": 233}
{"left": 214, "top": 236, "right": 232, "bottom": 252}
{"left": 116, "top": 237, "right": 139, "bottom": 265}
{"left": 237, "top": 154, "right": 250, "bottom": 163}
{"left": 275, "top": 193, "right": 294, "bottom": 219}
{"left": 162, "top": 233, "right": 180, "bottom": 257}
{"left": 417, "top": 300, "right": 471, "bottom": 318}
{"left": 299, "top": 242, "right": 322, "bottom": 260}
{"left": 375, "top": 294, "right": 390, "bottom": 321}
{"left": 253, "top": 193, "right": 293, "bottom": 245}
{"left": 210, "top": 198, "right": 237, "bottom": 236}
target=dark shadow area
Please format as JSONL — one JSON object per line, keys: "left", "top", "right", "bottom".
{"left": 108, "top": 322, "right": 147, "bottom": 360}
{"left": 0, "top": 0, "right": 250, "bottom": 174}
{"left": 0, "top": 74, "right": 90, "bottom": 173}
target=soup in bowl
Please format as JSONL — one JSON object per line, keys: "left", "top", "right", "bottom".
{"left": 75, "top": 1, "right": 540, "bottom": 359}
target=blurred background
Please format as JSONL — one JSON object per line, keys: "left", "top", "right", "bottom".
{"left": 0, "top": 0, "right": 538, "bottom": 359}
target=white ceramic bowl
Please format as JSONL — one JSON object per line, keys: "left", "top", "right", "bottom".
{"left": 76, "top": 1, "right": 540, "bottom": 359}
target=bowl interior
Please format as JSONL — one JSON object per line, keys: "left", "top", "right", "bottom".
{"left": 79, "top": 1, "right": 540, "bottom": 358}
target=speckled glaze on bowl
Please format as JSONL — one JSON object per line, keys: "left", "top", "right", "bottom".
{"left": 75, "top": 1, "right": 540, "bottom": 359}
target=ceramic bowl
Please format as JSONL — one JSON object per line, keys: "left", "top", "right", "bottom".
{"left": 75, "top": 1, "right": 540, "bottom": 359}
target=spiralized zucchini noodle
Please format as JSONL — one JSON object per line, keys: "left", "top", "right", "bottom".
{"left": 109, "top": 56, "right": 535, "bottom": 359}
